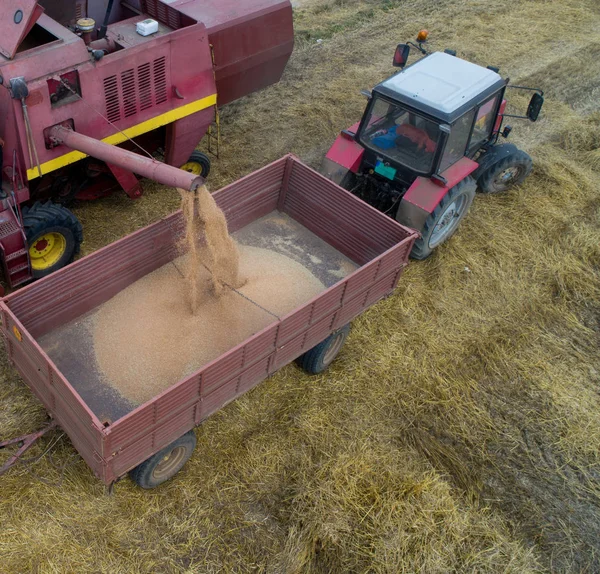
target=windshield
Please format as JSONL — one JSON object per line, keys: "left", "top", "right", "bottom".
{"left": 359, "top": 97, "right": 441, "bottom": 173}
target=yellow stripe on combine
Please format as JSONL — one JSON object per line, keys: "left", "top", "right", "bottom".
{"left": 27, "top": 93, "right": 218, "bottom": 180}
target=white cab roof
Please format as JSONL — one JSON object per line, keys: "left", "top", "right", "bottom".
{"left": 378, "top": 52, "right": 503, "bottom": 117}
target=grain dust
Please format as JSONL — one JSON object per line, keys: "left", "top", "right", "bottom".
{"left": 178, "top": 186, "right": 242, "bottom": 311}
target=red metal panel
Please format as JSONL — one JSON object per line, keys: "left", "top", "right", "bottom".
{"left": 177, "top": 1, "right": 294, "bottom": 105}
{"left": 273, "top": 332, "right": 307, "bottom": 370}
{"left": 310, "top": 282, "right": 346, "bottom": 324}
{"left": 9, "top": 343, "right": 53, "bottom": 406}
{"left": 305, "top": 313, "right": 336, "bottom": 347}
{"left": 243, "top": 324, "right": 278, "bottom": 363}
{"left": 237, "top": 356, "right": 270, "bottom": 394}
{"left": 376, "top": 243, "right": 411, "bottom": 280}
{"left": 107, "top": 433, "right": 154, "bottom": 481}
{"left": 199, "top": 378, "right": 239, "bottom": 420}
{"left": 202, "top": 347, "right": 245, "bottom": 396}
{"left": 325, "top": 133, "right": 364, "bottom": 173}
{"left": 277, "top": 304, "right": 313, "bottom": 346}
{"left": 213, "top": 158, "right": 286, "bottom": 231}
{"left": 153, "top": 405, "right": 195, "bottom": 447}
{"left": 4, "top": 216, "right": 181, "bottom": 336}
{"left": 106, "top": 402, "right": 156, "bottom": 453}
{"left": 343, "top": 261, "right": 380, "bottom": 303}
{"left": 364, "top": 271, "right": 400, "bottom": 307}
{"left": 0, "top": 0, "right": 42, "bottom": 59}
{"left": 333, "top": 292, "right": 369, "bottom": 330}
{"left": 156, "top": 375, "right": 201, "bottom": 420}
{"left": 402, "top": 157, "right": 479, "bottom": 213}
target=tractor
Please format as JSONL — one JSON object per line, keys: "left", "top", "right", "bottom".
{"left": 0, "top": 0, "right": 293, "bottom": 288}
{"left": 322, "top": 31, "right": 544, "bottom": 259}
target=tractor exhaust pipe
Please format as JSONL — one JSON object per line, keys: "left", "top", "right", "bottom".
{"left": 49, "top": 125, "right": 204, "bottom": 192}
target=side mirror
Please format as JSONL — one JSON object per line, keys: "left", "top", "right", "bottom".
{"left": 360, "top": 89, "right": 371, "bottom": 99}
{"left": 527, "top": 93, "right": 544, "bottom": 122}
{"left": 393, "top": 44, "right": 410, "bottom": 68}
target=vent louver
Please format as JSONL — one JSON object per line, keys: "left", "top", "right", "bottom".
{"left": 103, "top": 57, "right": 168, "bottom": 123}
{"left": 141, "top": 0, "right": 182, "bottom": 29}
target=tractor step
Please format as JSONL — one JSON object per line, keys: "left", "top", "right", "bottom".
{"left": 5, "top": 249, "right": 27, "bottom": 262}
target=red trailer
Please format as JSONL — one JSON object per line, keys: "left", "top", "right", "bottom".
{"left": 0, "top": 155, "right": 417, "bottom": 489}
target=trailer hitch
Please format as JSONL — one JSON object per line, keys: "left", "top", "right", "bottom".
{"left": 0, "top": 419, "right": 58, "bottom": 476}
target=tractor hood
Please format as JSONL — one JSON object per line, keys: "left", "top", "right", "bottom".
{"left": 0, "top": 0, "right": 44, "bottom": 59}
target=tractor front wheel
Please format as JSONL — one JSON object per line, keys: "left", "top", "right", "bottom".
{"left": 181, "top": 151, "right": 211, "bottom": 179}
{"left": 411, "top": 176, "right": 476, "bottom": 260}
{"left": 23, "top": 201, "right": 83, "bottom": 279}
{"left": 477, "top": 149, "right": 532, "bottom": 193}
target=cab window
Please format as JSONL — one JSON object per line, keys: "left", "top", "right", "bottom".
{"left": 440, "top": 110, "right": 476, "bottom": 172}
{"left": 358, "top": 97, "right": 441, "bottom": 174}
{"left": 469, "top": 94, "right": 501, "bottom": 152}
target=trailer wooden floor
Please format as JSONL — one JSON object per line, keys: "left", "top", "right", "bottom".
{"left": 2, "top": 0, "right": 600, "bottom": 572}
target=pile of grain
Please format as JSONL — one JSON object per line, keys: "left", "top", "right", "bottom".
{"left": 93, "top": 183, "right": 326, "bottom": 405}
{"left": 93, "top": 246, "right": 324, "bottom": 404}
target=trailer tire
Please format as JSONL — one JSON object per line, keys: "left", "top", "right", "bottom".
{"left": 476, "top": 149, "right": 532, "bottom": 193}
{"left": 22, "top": 201, "right": 83, "bottom": 279}
{"left": 181, "top": 151, "right": 211, "bottom": 178}
{"left": 129, "top": 430, "right": 197, "bottom": 489}
{"left": 296, "top": 324, "right": 351, "bottom": 374}
{"left": 410, "top": 176, "right": 476, "bottom": 260}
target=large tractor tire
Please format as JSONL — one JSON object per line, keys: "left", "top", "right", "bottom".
{"left": 411, "top": 176, "right": 476, "bottom": 260}
{"left": 296, "top": 324, "right": 351, "bottom": 374}
{"left": 181, "top": 151, "right": 211, "bottom": 178}
{"left": 129, "top": 430, "right": 197, "bottom": 489}
{"left": 476, "top": 147, "right": 532, "bottom": 193}
{"left": 22, "top": 201, "right": 83, "bottom": 279}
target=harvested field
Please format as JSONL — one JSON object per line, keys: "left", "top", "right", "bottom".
{"left": 1, "top": 0, "right": 600, "bottom": 572}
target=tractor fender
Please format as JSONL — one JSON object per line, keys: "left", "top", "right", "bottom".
{"left": 472, "top": 143, "right": 520, "bottom": 181}
{"left": 320, "top": 124, "right": 364, "bottom": 187}
{"left": 396, "top": 157, "right": 479, "bottom": 232}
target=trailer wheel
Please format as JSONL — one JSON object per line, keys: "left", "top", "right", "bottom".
{"left": 477, "top": 149, "right": 532, "bottom": 193}
{"left": 129, "top": 430, "right": 197, "bottom": 489}
{"left": 410, "top": 176, "right": 476, "bottom": 260}
{"left": 296, "top": 324, "right": 351, "bottom": 374}
{"left": 181, "top": 151, "right": 211, "bottom": 178}
{"left": 22, "top": 201, "right": 83, "bottom": 278}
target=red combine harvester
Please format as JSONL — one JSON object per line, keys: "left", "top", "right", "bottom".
{"left": 0, "top": 0, "right": 293, "bottom": 286}
{"left": 322, "top": 31, "right": 544, "bottom": 259}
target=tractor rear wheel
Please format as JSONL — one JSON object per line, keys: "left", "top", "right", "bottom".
{"left": 411, "top": 176, "right": 476, "bottom": 260}
{"left": 477, "top": 149, "right": 532, "bottom": 193}
{"left": 22, "top": 201, "right": 83, "bottom": 279}
{"left": 181, "top": 151, "right": 211, "bottom": 179}
{"left": 129, "top": 430, "right": 197, "bottom": 489}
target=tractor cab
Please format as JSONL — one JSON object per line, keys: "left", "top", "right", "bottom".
{"left": 356, "top": 51, "right": 506, "bottom": 183}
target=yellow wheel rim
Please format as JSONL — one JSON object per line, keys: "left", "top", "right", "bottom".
{"left": 180, "top": 161, "right": 203, "bottom": 175}
{"left": 29, "top": 232, "right": 67, "bottom": 271}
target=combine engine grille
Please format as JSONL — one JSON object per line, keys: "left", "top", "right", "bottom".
{"left": 103, "top": 56, "right": 169, "bottom": 124}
